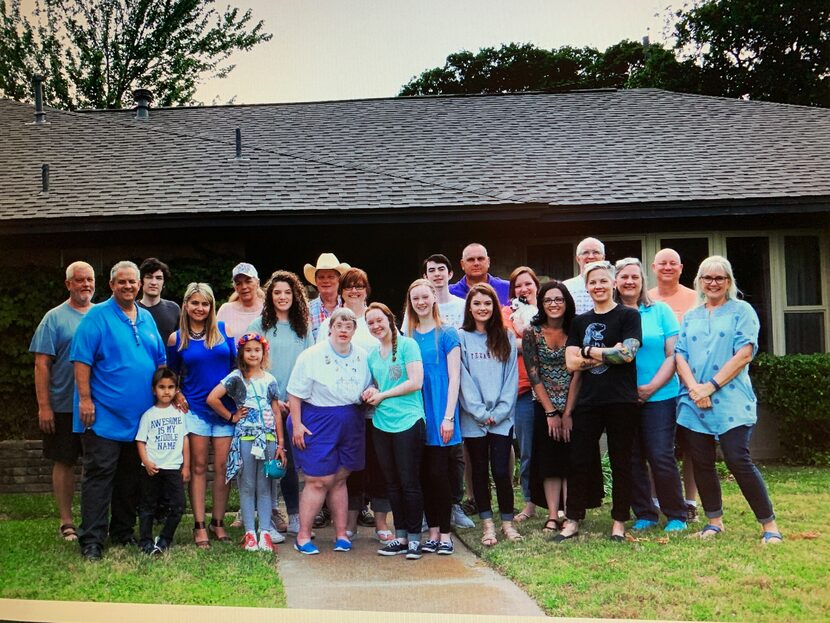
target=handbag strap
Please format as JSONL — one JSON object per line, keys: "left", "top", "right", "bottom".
{"left": 248, "top": 376, "right": 276, "bottom": 462}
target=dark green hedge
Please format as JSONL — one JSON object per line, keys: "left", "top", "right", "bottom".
{"left": 0, "top": 256, "right": 236, "bottom": 440}
{"left": 751, "top": 353, "right": 830, "bottom": 465}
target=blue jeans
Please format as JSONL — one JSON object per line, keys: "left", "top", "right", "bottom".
{"left": 240, "top": 439, "right": 275, "bottom": 533}
{"left": 631, "top": 398, "right": 686, "bottom": 521}
{"left": 680, "top": 425, "right": 775, "bottom": 523}
{"left": 513, "top": 392, "right": 535, "bottom": 502}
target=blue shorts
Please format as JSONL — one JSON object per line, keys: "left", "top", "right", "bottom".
{"left": 288, "top": 403, "right": 365, "bottom": 477}
{"left": 186, "top": 410, "right": 234, "bottom": 438}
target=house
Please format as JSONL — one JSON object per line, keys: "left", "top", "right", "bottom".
{"left": 1, "top": 88, "right": 828, "bottom": 357}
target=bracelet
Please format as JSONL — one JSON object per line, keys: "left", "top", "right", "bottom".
{"left": 545, "top": 411, "right": 559, "bottom": 418}
{"left": 709, "top": 378, "right": 722, "bottom": 392}
{"left": 443, "top": 416, "right": 454, "bottom": 422}
{"left": 580, "top": 345, "right": 590, "bottom": 358}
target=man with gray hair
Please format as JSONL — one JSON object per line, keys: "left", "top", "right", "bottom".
{"left": 563, "top": 237, "right": 606, "bottom": 314}
{"left": 30, "top": 261, "right": 96, "bottom": 541}
{"left": 71, "top": 260, "right": 167, "bottom": 561}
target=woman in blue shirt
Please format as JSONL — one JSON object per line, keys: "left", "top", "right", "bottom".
{"left": 614, "top": 258, "right": 687, "bottom": 532}
{"left": 675, "top": 256, "right": 782, "bottom": 544}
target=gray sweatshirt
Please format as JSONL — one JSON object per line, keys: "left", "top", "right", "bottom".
{"left": 458, "top": 329, "right": 518, "bottom": 438}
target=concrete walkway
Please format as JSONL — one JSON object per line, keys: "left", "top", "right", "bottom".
{"left": 277, "top": 526, "right": 547, "bottom": 618}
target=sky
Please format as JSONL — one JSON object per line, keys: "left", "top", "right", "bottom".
{"left": 194, "top": 0, "right": 671, "bottom": 105}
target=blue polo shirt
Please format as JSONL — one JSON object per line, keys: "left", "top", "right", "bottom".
{"left": 71, "top": 297, "right": 166, "bottom": 442}
{"left": 448, "top": 274, "right": 510, "bottom": 306}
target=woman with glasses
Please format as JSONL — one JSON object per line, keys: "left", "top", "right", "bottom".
{"left": 675, "top": 256, "right": 782, "bottom": 544}
{"left": 614, "top": 258, "right": 687, "bottom": 533}
{"left": 501, "top": 266, "right": 541, "bottom": 523}
{"left": 521, "top": 281, "right": 580, "bottom": 534}
{"left": 166, "top": 283, "right": 237, "bottom": 547}
{"left": 561, "top": 261, "right": 642, "bottom": 543}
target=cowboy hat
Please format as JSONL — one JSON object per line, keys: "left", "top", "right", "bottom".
{"left": 303, "top": 253, "right": 351, "bottom": 284}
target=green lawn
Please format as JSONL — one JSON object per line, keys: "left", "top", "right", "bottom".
{"left": 455, "top": 464, "right": 829, "bottom": 622}
{"left": 0, "top": 490, "right": 285, "bottom": 607}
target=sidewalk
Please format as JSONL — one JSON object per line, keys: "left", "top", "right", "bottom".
{"left": 277, "top": 526, "right": 547, "bottom": 617}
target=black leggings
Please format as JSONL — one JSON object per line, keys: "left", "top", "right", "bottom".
{"left": 421, "top": 444, "right": 456, "bottom": 533}
{"left": 464, "top": 431, "right": 514, "bottom": 521}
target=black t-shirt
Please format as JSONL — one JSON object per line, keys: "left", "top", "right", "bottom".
{"left": 138, "top": 298, "right": 181, "bottom": 344}
{"left": 566, "top": 304, "right": 642, "bottom": 406}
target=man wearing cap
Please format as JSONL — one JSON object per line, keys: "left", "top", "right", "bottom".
{"left": 563, "top": 237, "right": 606, "bottom": 314}
{"left": 30, "top": 260, "right": 96, "bottom": 542}
{"left": 304, "top": 253, "right": 351, "bottom": 340}
{"left": 217, "top": 262, "right": 264, "bottom": 338}
{"left": 448, "top": 243, "right": 510, "bottom": 306}
{"left": 137, "top": 257, "right": 181, "bottom": 344}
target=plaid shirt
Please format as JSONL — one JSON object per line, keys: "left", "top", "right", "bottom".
{"left": 308, "top": 296, "right": 342, "bottom": 340}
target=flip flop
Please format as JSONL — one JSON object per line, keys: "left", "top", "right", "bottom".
{"left": 59, "top": 523, "right": 78, "bottom": 542}
{"left": 513, "top": 511, "right": 532, "bottom": 523}
{"left": 761, "top": 531, "right": 783, "bottom": 545}
{"left": 698, "top": 524, "right": 723, "bottom": 539}
{"left": 552, "top": 531, "right": 578, "bottom": 543}
{"left": 610, "top": 534, "right": 626, "bottom": 543}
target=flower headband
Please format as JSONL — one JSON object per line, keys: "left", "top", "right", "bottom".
{"left": 237, "top": 332, "right": 269, "bottom": 352}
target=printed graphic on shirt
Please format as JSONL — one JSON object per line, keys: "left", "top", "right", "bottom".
{"left": 324, "top": 351, "right": 366, "bottom": 398}
{"left": 583, "top": 322, "right": 609, "bottom": 375}
{"left": 388, "top": 363, "right": 403, "bottom": 381}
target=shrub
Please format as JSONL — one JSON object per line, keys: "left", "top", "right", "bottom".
{"left": 751, "top": 353, "right": 830, "bottom": 465}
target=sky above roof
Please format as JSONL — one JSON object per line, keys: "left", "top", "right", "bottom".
{"left": 202, "top": 0, "right": 666, "bottom": 104}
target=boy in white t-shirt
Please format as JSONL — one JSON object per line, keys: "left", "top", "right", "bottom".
{"left": 135, "top": 368, "right": 190, "bottom": 555}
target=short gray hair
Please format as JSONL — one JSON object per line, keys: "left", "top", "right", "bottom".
{"left": 694, "top": 255, "right": 738, "bottom": 301}
{"left": 584, "top": 260, "right": 614, "bottom": 281}
{"left": 614, "top": 257, "right": 652, "bottom": 307}
{"left": 576, "top": 237, "right": 605, "bottom": 256}
{"left": 109, "top": 260, "right": 140, "bottom": 282}
{"left": 65, "top": 261, "right": 94, "bottom": 281}
{"left": 329, "top": 307, "right": 358, "bottom": 330}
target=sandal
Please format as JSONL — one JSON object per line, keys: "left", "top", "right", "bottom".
{"left": 696, "top": 524, "right": 723, "bottom": 539}
{"left": 375, "top": 529, "right": 394, "bottom": 544}
{"left": 481, "top": 519, "right": 497, "bottom": 547}
{"left": 542, "top": 518, "right": 562, "bottom": 534}
{"left": 193, "top": 521, "right": 210, "bottom": 549}
{"left": 501, "top": 521, "right": 524, "bottom": 542}
{"left": 59, "top": 523, "right": 78, "bottom": 542}
{"left": 513, "top": 510, "right": 533, "bottom": 523}
{"left": 761, "top": 531, "right": 783, "bottom": 545}
{"left": 209, "top": 517, "right": 232, "bottom": 542}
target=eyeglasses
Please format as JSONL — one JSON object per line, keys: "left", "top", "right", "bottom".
{"left": 343, "top": 284, "right": 366, "bottom": 291}
{"left": 542, "top": 297, "right": 565, "bottom": 306}
{"left": 701, "top": 275, "right": 729, "bottom": 284}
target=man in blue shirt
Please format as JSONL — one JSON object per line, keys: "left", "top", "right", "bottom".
{"left": 448, "top": 243, "right": 510, "bottom": 305}
{"left": 29, "top": 261, "right": 96, "bottom": 542}
{"left": 71, "top": 261, "right": 166, "bottom": 561}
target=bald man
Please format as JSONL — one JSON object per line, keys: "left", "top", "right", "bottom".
{"left": 448, "top": 242, "right": 510, "bottom": 305}
{"left": 648, "top": 249, "right": 698, "bottom": 323}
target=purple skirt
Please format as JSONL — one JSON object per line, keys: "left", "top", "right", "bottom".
{"left": 287, "top": 402, "right": 365, "bottom": 477}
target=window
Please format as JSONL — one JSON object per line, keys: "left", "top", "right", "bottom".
{"left": 726, "top": 236, "right": 773, "bottom": 353}
{"left": 527, "top": 243, "right": 575, "bottom": 282}
{"left": 659, "top": 237, "right": 710, "bottom": 289}
{"left": 783, "top": 235, "right": 826, "bottom": 354}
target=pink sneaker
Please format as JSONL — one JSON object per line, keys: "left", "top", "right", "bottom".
{"left": 243, "top": 531, "right": 258, "bottom": 551}
{"left": 258, "top": 531, "right": 274, "bottom": 552}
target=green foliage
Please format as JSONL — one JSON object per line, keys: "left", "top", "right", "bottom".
{"left": 0, "top": 0, "right": 272, "bottom": 109}
{"left": 752, "top": 353, "right": 830, "bottom": 465}
{"left": 164, "top": 253, "right": 237, "bottom": 307}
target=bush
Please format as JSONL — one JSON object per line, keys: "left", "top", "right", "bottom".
{"left": 751, "top": 353, "right": 830, "bottom": 465}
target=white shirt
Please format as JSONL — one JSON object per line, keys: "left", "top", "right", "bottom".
{"left": 135, "top": 405, "right": 187, "bottom": 469}
{"left": 402, "top": 294, "right": 466, "bottom": 334}
{"left": 564, "top": 275, "right": 594, "bottom": 315}
{"left": 287, "top": 340, "right": 372, "bottom": 407}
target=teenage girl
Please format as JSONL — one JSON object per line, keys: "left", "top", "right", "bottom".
{"left": 207, "top": 333, "right": 286, "bottom": 552}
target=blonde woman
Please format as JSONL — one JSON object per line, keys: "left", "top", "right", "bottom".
{"left": 167, "top": 283, "right": 237, "bottom": 547}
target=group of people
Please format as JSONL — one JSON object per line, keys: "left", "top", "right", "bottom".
{"left": 29, "top": 239, "right": 782, "bottom": 562}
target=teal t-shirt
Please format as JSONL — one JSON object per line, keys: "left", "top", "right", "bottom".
{"left": 636, "top": 301, "right": 681, "bottom": 402}
{"left": 368, "top": 336, "right": 426, "bottom": 433}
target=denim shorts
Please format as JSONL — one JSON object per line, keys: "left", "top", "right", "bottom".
{"left": 186, "top": 410, "right": 234, "bottom": 437}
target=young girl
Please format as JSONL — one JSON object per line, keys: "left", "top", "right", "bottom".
{"left": 459, "top": 283, "right": 519, "bottom": 546}
{"left": 363, "top": 302, "right": 426, "bottom": 559}
{"left": 207, "top": 333, "right": 286, "bottom": 552}
{"left": 405, "top": 278, "right": 461, "bottom": 555}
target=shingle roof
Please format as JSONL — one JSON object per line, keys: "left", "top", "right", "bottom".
{"left": 2, "top": 88, "right": 830, "bottom": 228}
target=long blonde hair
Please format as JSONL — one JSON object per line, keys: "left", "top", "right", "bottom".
{"left": 178, "top": 282, "right": 224, "bottom": 351}
{"left": 404, "top": 278, "right": 442, "bottom": 336}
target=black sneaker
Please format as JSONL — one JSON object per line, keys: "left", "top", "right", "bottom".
{"left": 437, "top": 540, "right": 454, "bottom": 555}
{"left": 151, "top": 536, "right": 169, "bottom": 555}
{"left": 377, "top": 539, "right": 407, "bottom": 556}
{"left": 357, "top": 507, "right": 375, "bottom": 527}
{"left": 139, "top": 539, "right": 155, "bottom": 555}
{"left": 460, "top": 498, "right": 477, "bottom": 516}
{"left": 313, "top": 508, "right": 331, "bottom": 528}
{"left": 406, "top": 541, "right": 423, "bottom": 560}
{"left": 686, "top": 503, "right": 698, "bottom": 523}
{"left": 113, "top": 535, "right": 138, "bottom": 547}
{"left": 421, "top": 539, "right": 439, "bottom": 553}
{"left": 82, "top": 544, "right": 103, "bottom": 561}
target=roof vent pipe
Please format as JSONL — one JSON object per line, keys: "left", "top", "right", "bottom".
{"left": 133, "top": 88, "right": 153, "bottom": 120}
{"left": 41, "top": 164, "right": 49, "bottom": 194}
{"left": 33, "top": 74, "right": 46, "bottom": 124}
{"left": 235, "top": 128, "right": 242, "bottom": 158}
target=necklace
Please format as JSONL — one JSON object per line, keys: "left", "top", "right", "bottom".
{"left": 189, "top": 327, "right": 206, "bottom": 339}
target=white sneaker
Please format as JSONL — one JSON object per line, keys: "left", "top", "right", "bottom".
{"left": 287, "top": 513, "right": 300, "bottom": 535}
{"left": 451, "top": 504, "right": 475, "bottom": 528}
{"left": 258, "top": 531, "right": 274, "bottom": 552}
{"left": 268, "top": 529, "right": 286, "bottom": 544}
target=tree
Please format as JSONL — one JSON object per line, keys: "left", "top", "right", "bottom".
{"left": 0, "top": 0, "right": 271, "bottom": 109}
{"left": 672, "top": 0, "right": 830, "bottom": 107}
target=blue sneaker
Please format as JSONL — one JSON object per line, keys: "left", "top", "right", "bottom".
{"left": 632, "top": 519, "right": 658, "bottom": 531}
{"left": 294, "top": 540, "right": 320, "bottom": 555}
{"left": 333, "top": 538, "right": 352, "bottom": 552}
{"left": 664, "top": 519, "right": 688, "bottom": 532}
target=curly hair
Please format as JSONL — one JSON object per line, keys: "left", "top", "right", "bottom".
{"left": 461, "top": 283, "right": 511, "bottom": 362}
{"left": 366, "top": 302, "right": 398, "bottom": 361}
{"left": 260, "top": 270, "right": 310, "bottom": 337}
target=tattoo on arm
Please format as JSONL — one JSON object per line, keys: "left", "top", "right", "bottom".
{"left": 601, "top": 338, "right": 640, "bottom": 364}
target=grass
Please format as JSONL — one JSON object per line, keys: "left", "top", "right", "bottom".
{"left": 0, "top": 491, "right": 285, "bottom": 607}
{"left": 456, "top": 464, "right": 829, "bottom": 622}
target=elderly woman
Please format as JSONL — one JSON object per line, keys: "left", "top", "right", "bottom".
{"left": 287, "top": 308, "right": 373, "bottom": 554}
{"left": 675, "top": 256, "right": 782, "bottom": 543}
{"left": 562, "top": 261, "right": 642, "bottom": 542}
{"left": 166, "top": 283, "right": 236, "bottom": 547}
{"left": 217, "top": 262, "right": 264, "bottom": 338}
{"left": 614, "top": 258, "right": 687, "bottom": 532}
{"left": 501, "top": 266, "right": 540, "bottom": 523}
